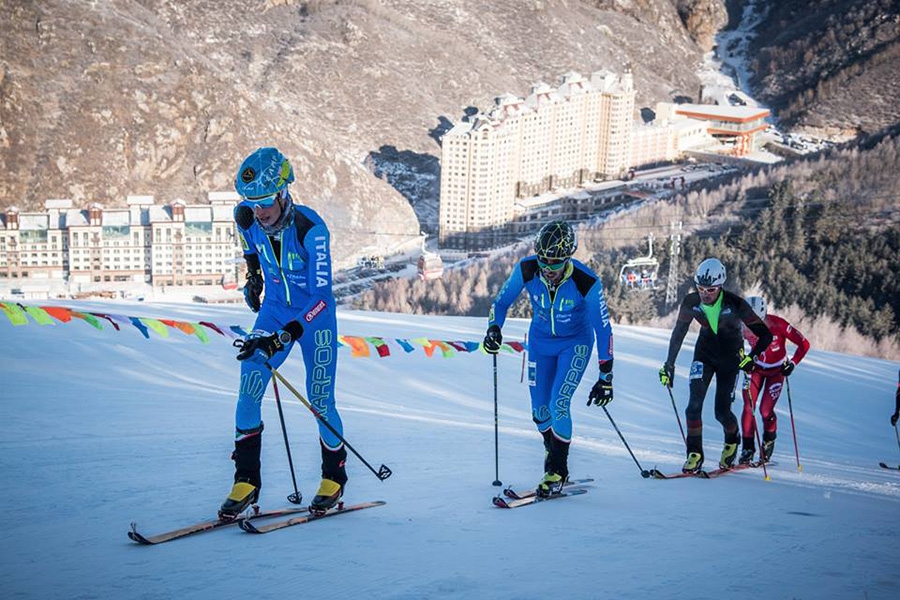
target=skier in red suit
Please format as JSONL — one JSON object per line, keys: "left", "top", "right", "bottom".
{"left": 739, "top": 296, "right": 811, "bottom": 464}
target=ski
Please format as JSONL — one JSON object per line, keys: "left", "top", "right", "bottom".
{"left": 238, "top": 501, "right": 386, "bottom": 534}
{"left": 502, "top": 477, "right": 594, "bottom": 500}
{"left": 649, "top": 468, "right": 700, "bottom": 479}
{"left": 879, "top": 462, "right": 900, "bottom": 470}
{"left": 128, "top": 506, "right": 309, "bottom": 545}
{"left": 492, "top": 487, "right": 588, "bottom": 509}
{"left": 701, "top": 463, "right": 756, "bottom": 478}
{"left": 649, "top": 462, "right": 758, "bottom": 480}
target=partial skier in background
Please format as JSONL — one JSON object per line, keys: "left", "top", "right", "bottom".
{"left": 659, "top": 258, "right": 772, "bottom": 473}
{"left": 739, "top": 296, "right": 811, "bottom": 464}
{"left": 483, "top": 220, "right": 614, "bottom": 497}
{"left": 221, "top": 146, "right": 347, "bottom": 519}
{"left": 892, "top": 369, "right": 900, "bottom": 427}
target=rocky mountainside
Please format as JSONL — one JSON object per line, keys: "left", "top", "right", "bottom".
{"left": 1, "top": 0, "right": 723, "bottom": 258}
{"left": 743, "top": 0, "right": 900, "bottom": 139}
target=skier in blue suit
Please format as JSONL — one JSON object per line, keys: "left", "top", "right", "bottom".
{"left": 220, "top": 147, "right": 346, "bottom": 519}
{"left": 483, "top": 220, "right": 614, "bottom": 497}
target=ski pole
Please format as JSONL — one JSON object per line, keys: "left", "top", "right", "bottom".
{"left": 603, "top": 406, "right": 651, "bottom": 478}
{"left": 267, "top": 364, "right": 393, "bottom": 481}
{"left": 785, "top": 377, "right": 802, "bottom": 472}
{"left": 271, "top": 376, "right": 304, "bottom": 504}
{"left": 746, "top": 385, "right": 770, "bottom": 481}
{"left": 519, "top": 333, "right": 527, "bottom": 383}
{"left": 492, "top": 353, "right": 502, "bottom": 487}
{"left": 667, "top": 386, "right": 687, "bottom": 447}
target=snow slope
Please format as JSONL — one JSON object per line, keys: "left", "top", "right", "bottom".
{"left": 1, "top": 301, "right": 898, "bottom": 599}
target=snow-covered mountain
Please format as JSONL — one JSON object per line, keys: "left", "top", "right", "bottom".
{"left": 2, "top": 300, "right": 898, "bottom": 599}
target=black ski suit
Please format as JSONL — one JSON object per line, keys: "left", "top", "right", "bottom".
{"left": 665, "top": 290, "right": 772, "bottom": 456}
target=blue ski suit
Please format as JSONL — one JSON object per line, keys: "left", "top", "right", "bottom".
{"left": 489, "top": 257, "right": 613, "bottom": 442}
{"left": 234, "top": 202, "right": 343, "bottom": 449}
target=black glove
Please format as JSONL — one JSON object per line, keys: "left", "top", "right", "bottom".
{"left": 237, "top": 330, "right": 290, "bottom": 363}
{"left": 781, "top": 360, "right": 796, "bottom": 376}
{"left": 891, "top": 412, "right": 899, "bottom": 427}
{"left": 738, "top": 349, "right": 756, "bottom": 374}
{"left": 588, "top": 373, "right": 613, "bottom": 407}
{"left": 659, "top": 363, "right": 674, "bottom": 388}
{"left": 483, "top": 325, "right": 502, "bottom": 355}
{"left": 243, "top": 264, "right": 263, "bottom": 313}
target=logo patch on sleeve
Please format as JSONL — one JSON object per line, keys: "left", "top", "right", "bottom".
{"left": 305, "top": 299, "right": 327, "bottom": 323}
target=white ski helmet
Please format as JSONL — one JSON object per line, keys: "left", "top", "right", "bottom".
{"left": 694, "top": 257, "right": 726, "bottom": 287}
{"left": 748, "top": 296, "right": 767, "bottom": 320}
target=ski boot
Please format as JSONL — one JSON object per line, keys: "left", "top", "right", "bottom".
{"left": 762, "top": 440, "right": 775, "bottom": 463}
{"left": 682, "top": 452, "right": 704, "bottom": 474}
{"left": 738, "top": 448, "right": 755, "bottom": 465}
{"left": 309, "top": 479, "right": 343, "bottom": 515}
{"left": 219, "top": 481, "right": 259, "bottom": 521}
{"left": 719, "top": 443, "right": 739, "bottom": 469}
{"left": 541, "top": 428, "right": 553, "bottom": 473}
{"left": 219, "top": 425, "right": 263, "bottom": 521}
{"left": 536, "top": 472, "right": 565, "bottom": 498}
{"left": 310, "top": 441, "right": 348, "bottom": 515}
{"left": 536, "top": 433, "right": 570, "bottom": 497}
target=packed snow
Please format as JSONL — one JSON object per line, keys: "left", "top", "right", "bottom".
{"left": 1, "top": 300, "right": 898, "bottom": 599}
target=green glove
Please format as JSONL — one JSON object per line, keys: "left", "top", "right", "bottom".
{"left": 659, "top": 363, "right": 674, "bottom": 388}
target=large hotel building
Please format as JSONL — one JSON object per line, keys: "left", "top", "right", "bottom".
{"left": 438, "top": 69, "right": 768, "bottom": 250}
{"left": 439, "top": 70, "right": 636, "bottom": 250}
{"left": 0, "top": 193, "right": 241, "bottom": 290}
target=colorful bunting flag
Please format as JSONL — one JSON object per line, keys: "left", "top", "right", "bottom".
{"left": 366, "top": 337, "right": 391, "bottom": 357}
{"left": 43, "top": 306, "right": 73, "bottom": 323}
{"left": 2, "top": 302, "right": 528, "bottom": 360}
{"left": 140, "top": 318, "right": 169, "bottom": 338}
{"left": 23, "top": 305, "right": 55, "bottom": 326}
{"left": 71, "top": 312, "right": 103, "bottom": 330}
{"left": 0, "top": 302, "right": 29, "bottom": 326}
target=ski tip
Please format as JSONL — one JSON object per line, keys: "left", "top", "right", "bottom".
{"left": 127, "top": 526, "right": 154, "bottom": 545}
{"left": 238, "top": 519, "right": 261, "bottom": 533}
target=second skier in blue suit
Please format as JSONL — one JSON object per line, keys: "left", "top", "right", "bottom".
{"left": 484, "top": 220, "right": 614, "bottom": 497}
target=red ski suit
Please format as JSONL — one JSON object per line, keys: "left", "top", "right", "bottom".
{"left": 741, "top": 314, "right": 810, "bottom": 443}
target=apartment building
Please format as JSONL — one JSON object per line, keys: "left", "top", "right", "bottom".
{"left": 439, "top": 70, "right": 635, "bottom": 250}
{"left": 0, "top": 193, "right": 241, "bottom": 288}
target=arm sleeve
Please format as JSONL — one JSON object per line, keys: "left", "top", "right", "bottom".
{"left": 665, "top": 297, "right": 693, "bottom": 366}
{"left": 782, "top": 318, "right": 811, "bottom": 364}
{"left": 244, "top": 253, "right": 261, "bottom": 273}
{"left": 297, "top": 221, "right": 333, "bottom": 317}
{"left": 895, "top": 371, "right": 899, "bottom": 414}
{"left": 488, "top": 263, "right": 525, "bottom": 330}
{"left": 234, "top": 204, "right": 257, "bottom": 260}
{"left": 585, "top": 279, "right": 613, "bottom": 362}
{"left": 738, "top": 299, "right": 773, "bottom": 357}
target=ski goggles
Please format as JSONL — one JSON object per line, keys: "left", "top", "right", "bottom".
{"left": 243, "top": 190, "right": 282, "bottom": 208}
{"left": 537, "top": 256, "right": 569, "bottom": 272}
{"left": 696, "top": 284, "right": 721, "bottom": 295}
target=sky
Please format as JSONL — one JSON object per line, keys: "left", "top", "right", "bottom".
{"left": 1, "top": 299, "right": 898, "bottom": 600}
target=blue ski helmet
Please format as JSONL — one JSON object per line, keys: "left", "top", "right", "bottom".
{"left": 234, "top": 147, "right": 295, "bottom": 202}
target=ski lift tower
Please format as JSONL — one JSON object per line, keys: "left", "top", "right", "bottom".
{"left": 665, "top": 221, "right": 683, "bottom": 311}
